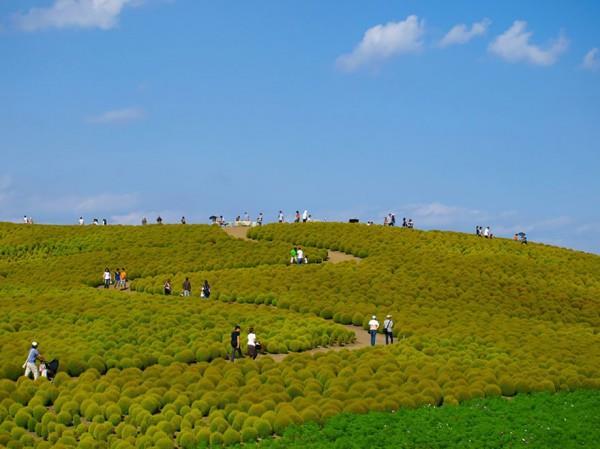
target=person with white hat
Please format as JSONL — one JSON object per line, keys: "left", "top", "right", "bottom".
{"left": 368, "top": 315, "right": 379, "bottom": 346}
{"left": 23, "top": 341, "right": 44, "bottom": 380}
{"left": 383, "top": 314, "right": 394, "bottom": 345}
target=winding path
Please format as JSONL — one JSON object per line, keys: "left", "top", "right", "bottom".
{"left": 223, "top": 225, "right": 361, "bottom": 264}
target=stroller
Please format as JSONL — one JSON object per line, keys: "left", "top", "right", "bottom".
{"left": 40, "top": 359, "right": 59, "bottom": 381}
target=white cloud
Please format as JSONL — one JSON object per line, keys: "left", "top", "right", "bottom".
{"left": 488, "top": 20, "right": 568, "bottom": 66}
{"left": 87, "top": 107, "right": 145, "bottom": 124}
{"left": 403, "top": 202, "right": 487, "bottom": 227}
{"left": 439, "top": 18, "right": 491, "bottom": 47}
{"left": 15, "top": 0, "right": 142, "bottom": 32}
{"left": 336, "top": 15, "right": 425, "bottom": 71}
{"left": 582, "top": 48, "right": 600, "bottom": 71}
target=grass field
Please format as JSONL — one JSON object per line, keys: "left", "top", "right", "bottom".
{"left": 0, "top": 222, "right": 598, "bottom": 448}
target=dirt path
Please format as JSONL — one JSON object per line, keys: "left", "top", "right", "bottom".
{"left": 223, "top": 226, "right": 361, "bottom": 264}
{"left": 265, "top": 324, "right": 385, "bottom": 362}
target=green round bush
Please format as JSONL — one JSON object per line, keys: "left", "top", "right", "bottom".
{"left": 209, "top": 431, "right": 224, "bottom": 447}
{"left": 241, "top": 425, "right": 258, "bottom": 443}
{"left": 222, "top": 428, "right": 241, "bottom": 445}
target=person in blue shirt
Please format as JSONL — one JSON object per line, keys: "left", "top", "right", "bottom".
{"left": 23, "top": 341, "right": 44, "bottom": 380}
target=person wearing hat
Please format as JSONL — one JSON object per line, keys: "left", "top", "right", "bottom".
{"left": 383, "top": 315, "right": 394, "bottom": 345}
{"left": 23, "top": 341, "right": 44, "bottom": 380}
{"left": 368, "top": 315, "right": 379, "bottom": 346}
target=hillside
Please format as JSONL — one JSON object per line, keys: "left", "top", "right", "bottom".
{"left": 0, "top": 222, "right": 598, "bottom": 449}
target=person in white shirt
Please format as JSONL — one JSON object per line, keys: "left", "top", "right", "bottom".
{"left": 247, "top": 328, "right": 258, "bottom": 359}
{"left": 383, "top": 315, "right": 394, "bottom": 345}
{"left": 103, "top": 268, "right": 111, "bottom": 289}
{"left": 23, "top": 215, "right": 28, "bottom": 224}
{"left": 484, "top": 226, "right": 490, "bottom": 238}
{"left": 302, "top": 210, "right": 309, "bottom": 223}
{"left": 368, "top": 315, "right": 379, "bottom": 346}
{"left": 278, "top": 211, "right": 284, "bottom": 223}
{"left": 296, "top": 248, "right": 304, "bottom": 264}
{"left": 79, "top": 216, "right": 84, "bottom": 225}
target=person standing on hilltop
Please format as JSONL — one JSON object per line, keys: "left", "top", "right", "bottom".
{"left": 182, "top": 277, "right": 191, "bottom": 297}
{"left": 368, "top": 315, "right": 379, "bottom": 346}
{"left": 181, "top": 216, "right": 186, "bottom": 224}
{"left": 278, "top": 211, "right": 284, "bottom": 223}
{"left": 257, "top": 213, "right": 263, "bottom": 226}
{"left": 383, "top": 314, "right": 394, "bottom": 345}
{"left": 79, "top": 216, "right": 84, "bottom": 225}
{"left": 294, "top": 211, "right": 300, "bottom": 223}
{"left": 302, "top": 210, "right": 309, "bottom": 223}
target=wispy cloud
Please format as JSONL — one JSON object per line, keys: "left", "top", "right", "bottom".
{"left": 401, "top": 202, "right": 487, "bottom": 228}
{"left": 582, "top": 48, "right": 600, "bottom": 71}
{"left": 14, "top": 0, "right": 142, "bottom": 32}
{"left": 488, "top": 20, "right": 568, "bottom": 66}
{"left": 439, "top": 18, "right": 491, "bottom": 47}
{"left": 87, "top": 107, "right": 145, "bottom": 124}
{"left": 336, "top": 15, "right": 425, "bottom": 71}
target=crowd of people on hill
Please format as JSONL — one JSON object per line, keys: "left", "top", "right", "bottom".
{"left": 383, "top": 214, "right": 414, "bottom": 228}
{"left": 475, "top": 225, "right": 494, "bottom": 238}
{"left": 103, "top": 267, "right": 128, "bottom": 289}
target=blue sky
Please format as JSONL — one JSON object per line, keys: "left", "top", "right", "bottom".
{"left": 1, "top": 0, "right": 599, "bottom": 253}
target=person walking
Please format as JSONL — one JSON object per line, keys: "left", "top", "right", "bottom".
{"left": 201, "top": 280, "right": 211, "bottom": 299}
{"left": 368, "top": 315, "right": 379, "bottom": 346}
{"left": 164, "top": 279, "right": 172, "bottom": 295}
{"left": 120, "top": 268, "right": 127, "bottom": 289}
{"left": 182, "top": 277, "right": 191, "bottom": 297}
{"left": 302, "top": 210, "right": 309, "bottom": 223}
{"left": 278, "top": 211, "right": 284, "bottom": 223}
{"left": 296, "top": 247, "right": 305, "bottom": 264}
{"left": 181, "top": 216, "right": 186, "bottom": 224}
{"left": 103, "top": 268, "right": 111, "bottom": 288}
{"left": 257, "top": 213, "right": 263, "bottom": 226}
{"left": 114, "top": 269, "right": 121, "bottom": 289}
{"left": 383, "top": 315, "right": 394, "bottom": 345}
{"left": 230, "top": 325, "right": 243, "bottom": 361}
{"left": 247, "top": 328, "right": 258, "bottom": 360}
{"left": 294, "top": 211, "right": 300, "bottom": 223}
{"left": 290, "top": 247, "right": 297, "bottom": 264}
{"left": 23, "top": 342, "right": 43, "bottom": 380}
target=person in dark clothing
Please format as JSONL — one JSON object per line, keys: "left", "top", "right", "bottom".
{"left": 201, "top": 280, "right": 211, "bottom": 299}
{"left": 182, "top": 278, "right": 191, "bottom": 297}
{"left": 164, "top": 279, "right": 172, "bottom": 295}
{"left": 230, "top": 326, "right": 243, "bottom": 362}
